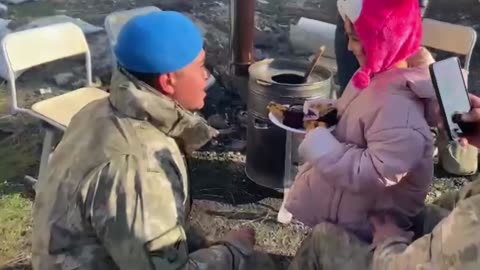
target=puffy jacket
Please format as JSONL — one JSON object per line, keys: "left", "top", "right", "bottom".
{"left": 286, "top": 48, "right": 437, "bottom": 240}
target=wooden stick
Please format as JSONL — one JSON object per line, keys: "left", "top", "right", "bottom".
{"left": 302, "top": 45, "right": 326, "bottom": 83}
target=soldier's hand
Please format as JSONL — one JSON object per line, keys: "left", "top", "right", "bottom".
{"left": 370, "top": 215, "right": 413, "bottom": 246}
{"left": 223, "top": 227, "right": 256, "bottom": 248}
{"left": 458, "top": 94, "right": 480, "bottom": 148}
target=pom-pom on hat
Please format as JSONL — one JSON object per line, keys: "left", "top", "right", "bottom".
{"left": 114, "top": 11, "right": 203, "bottom": 74}
{"left": 337, "top": 0, "right": 422, "bottom": 89}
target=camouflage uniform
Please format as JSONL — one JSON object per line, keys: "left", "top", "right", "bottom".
{"left": 31, "top": 68, "right": 253, "bottom": 270}
{"left": 289, "top": 222, "right": 372, "bottom": 270}
{"left": 289, "top": 180, "right": 480, "bottom": 270}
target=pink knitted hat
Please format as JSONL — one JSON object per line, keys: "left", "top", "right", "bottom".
{"left": 337, "top": 0, "right": 423, "bottom": 89}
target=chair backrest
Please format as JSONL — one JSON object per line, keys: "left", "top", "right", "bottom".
{"left": 104, "top": 6, "right": 161, "bottom": 63}
{"left": 422, "top": 18, "right": 477, "bottom": 71}
{"left": 2, "top": 22, "right": 92, "bottom": 112}
{"left": 3, "top": 22, "right": 91, "bottom": 73}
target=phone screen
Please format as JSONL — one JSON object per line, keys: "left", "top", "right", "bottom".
{"left": 431, "top": 57, "right": 471, "bottom": 139}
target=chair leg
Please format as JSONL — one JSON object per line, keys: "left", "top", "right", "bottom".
{"left": 24, "top": 175, "right": 38, "bottom": 189}
{"left": 38, "top": 127, "right": 55, "bottom": 183}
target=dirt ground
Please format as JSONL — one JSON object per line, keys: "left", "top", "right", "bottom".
{"left": 1, "top": 0, "right": 480, "bottom": 269}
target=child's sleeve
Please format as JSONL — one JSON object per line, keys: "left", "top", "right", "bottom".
{"left": 298, "top": 126, "right": 427, "bottom": 193}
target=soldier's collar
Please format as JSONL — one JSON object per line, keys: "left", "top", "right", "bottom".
{"left": 109, "top": 68, "right": 217, "bottom": 153}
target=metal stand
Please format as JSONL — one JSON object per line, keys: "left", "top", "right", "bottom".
{"left": 283, "top": 131, "right": 295, "bottom": 189}
{"left": 277, "top": 131, "right": 296, "bottom": 224}
{"left": 38, "top": 126, "right": 54, "bottom": 183}
{"left": 24, "top": 123, "right": 56, "bottom": 190}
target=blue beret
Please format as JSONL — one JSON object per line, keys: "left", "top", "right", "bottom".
{"left": 114, "top": 11, "right": 203, "bottom": 74}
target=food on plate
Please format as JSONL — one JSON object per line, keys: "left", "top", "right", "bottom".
{"left": 304, "top": 103, "right": 338, "bottom": 129}
{"left": 304, "top": 120, "right": 327, "bottom": 131}
{"left": 267, "top": 101, "right": 338, "bottom": 130}
{"left": 266, "top": 102, "right": 288, "bottom": 120}
{"left": 283, "top": 105, "right": 304, "bottom": 129}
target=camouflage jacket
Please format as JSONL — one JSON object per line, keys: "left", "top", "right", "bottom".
{"left": 373, "top": 184, "right": 480, "bottom": 270}
{"left": 32, "top": 69, "right": 252, "bottom": 270}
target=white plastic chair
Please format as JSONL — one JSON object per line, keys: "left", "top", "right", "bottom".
{"left": 422, "top": 18, "right": 477, "bottom": 71}
{"left": 2, "top": 22, "right": 109, "bottom": 184}
{"left": 104, "top": 6, "right": 216, "bottom": 88}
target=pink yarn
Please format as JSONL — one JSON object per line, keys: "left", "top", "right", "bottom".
{"left": 352, "top": 70, "right": 371, "bottom": 90}
{"left": 348, "top": 0, "right": 422, "bottom": 90}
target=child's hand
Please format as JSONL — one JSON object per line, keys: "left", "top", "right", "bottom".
{"left": 304, "top": 120, "right": 327, "bottom": 132}
{"left": 303, "top": 98, "right": 335, "bottom": 116}
{"left": 298, "top": 126, "right": 340, "bottom": 162}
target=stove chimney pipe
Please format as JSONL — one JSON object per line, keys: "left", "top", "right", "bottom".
{"left": 229, "top": 0, "right": 255, "bottom": 77}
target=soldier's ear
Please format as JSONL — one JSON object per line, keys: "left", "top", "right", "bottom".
{"left": 157, "top": 73, "right": 176, "bottom": 95}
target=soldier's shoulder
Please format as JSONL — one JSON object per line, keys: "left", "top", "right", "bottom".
{"left": 435, "top": 195, "right": 480, "bottom": 269}
{"left": 455, "top": 193, "right": 480, "bottom": 215}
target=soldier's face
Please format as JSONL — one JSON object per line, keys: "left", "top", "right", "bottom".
{"left": 158, "top": 50, "right": 209, "bottom": 111}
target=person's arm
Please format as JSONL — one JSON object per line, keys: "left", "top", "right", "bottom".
{"left": 84, "top": 155, "right": 252, "bottom": 270}
{"left": 372, "top": 194, "right": 480, "bottom": 270}
{"left": 372, "top": 234, "right": 427, "bottom": 270}
{"left": 299, "top": 126, "right": 427, "bottom": 193}
{"left": 459, "top": 94, "right": 480, "bottom": 147}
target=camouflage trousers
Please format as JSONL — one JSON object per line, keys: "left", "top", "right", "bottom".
{"left": 286, "top": 208, "right": 447, "bottom": 270}
{"left": 288, "top": 222, "right": 372, "bottom": 270}
{"left": 287, "top": 178, "right": 480, "bottom": 270}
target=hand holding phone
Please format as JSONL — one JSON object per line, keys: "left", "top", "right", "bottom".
{"left": 429, "top": 57, "right": 477, "bottom": 141}
{"left": 457, "top": 94, "right": 480, "bottom": 147}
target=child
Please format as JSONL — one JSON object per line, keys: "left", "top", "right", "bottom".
{"left": 285, "top": 0, "right": 437, "bottom": 242}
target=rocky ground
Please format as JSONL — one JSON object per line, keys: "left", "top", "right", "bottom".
{"left": 1, "top": 0, "right": 480, "bottom": 269}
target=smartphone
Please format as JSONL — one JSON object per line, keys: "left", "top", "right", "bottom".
{"left": 429, "top": 57, "right": 473, "bottom": 141}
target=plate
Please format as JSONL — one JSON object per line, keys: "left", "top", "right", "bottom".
{"left": 268, "top": 111, "right": 335, "bottom": 134}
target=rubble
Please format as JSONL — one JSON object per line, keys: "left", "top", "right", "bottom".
{"left": 216, "top": 127, "right": 236, "bottom": 136}
{"left": 38, "top": 87, "right": 52, "bottom": 95}
{"left": 289, "top": 17, "right": 337, "bottom": 57}
{"left": 87, "top": 34, "right": 113, "bottom": 80}
{"left": 72, "top": 66, "right": 85, "bottom": 74}
{"left": 0, "top": 114, "right": 17, "bottom": 135}
{"left": 71, "top": 78, "right": 87, "bottom": 88}
{"left": 226, "top": 139, "right": 247, "bottom": 152}
{"left": 1, "top": 0, "right": 35, "bottom": 4}
{"left": 0, "top": 3, "right": 7, "bottom": 17}
{"left": 53, "top": 72, "right": 75, "bottom": 87}
{"left": 207, "top": 113, "right": 229, "bottom": 129}
{"left": 17, "top": 15, "right": 104, "bottom": 35}
{"left": 0, "top": 18, "right": 11, "bottom": 80}
{"left": 236, "top": 110, "right": 248, "bottom": 128}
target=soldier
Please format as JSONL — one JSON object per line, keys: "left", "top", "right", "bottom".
{"left": 370, "top": 180, "right": 480, "bottom": 270}
{"left": 31, "top": 11, "right": 256, "bottom": 270}
{"left": 288, "top": 178, "right": 480, "bottom": 270}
